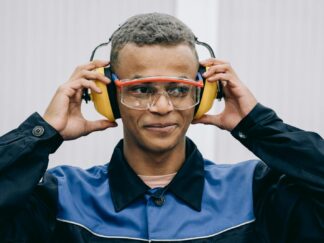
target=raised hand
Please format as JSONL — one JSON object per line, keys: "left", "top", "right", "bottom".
{"left": 192, "top": 59, "right": 257, "bottom": 131}
{"left": 43, "top": 60, "right": 117, "bottom": 140}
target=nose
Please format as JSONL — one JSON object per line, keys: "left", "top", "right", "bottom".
{"left": 148, "top": 92, "right": 174, "bottom": 114}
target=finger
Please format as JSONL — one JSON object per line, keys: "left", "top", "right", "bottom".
{"left": 202, "top": 64, "right": 231, "bottom": 78}
{"left": 84, "top": 120, "right": 118, "bottom": 135}
{"left": 205, "top": 72, "right": 232, "bottom": 82}
{"left": 76, "top": 60, "right": 110, "bottom": 72}
{"left": 77, "top": 78, "right": 103, "bottom": 92}
{"left": 73, "top": 89, "right": 83, "bottom": 103}
{"left": 200, "top": 58, "right": 230, "bottom": 67}
{"left": 73, "top": 70, "right": 110, "bottom": 84}
{"left": 64, "top": 78, "right": 102, "bottom": 97}
{"left": 205, "top": 72, "right": 242, "bottom": 90}
{"left": 192, "top": 114, "right": 225, "bottom": 129}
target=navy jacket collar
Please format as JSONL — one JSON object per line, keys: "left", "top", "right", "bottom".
{"left": 108, "top": 138, "right": 205, "bottom": 212}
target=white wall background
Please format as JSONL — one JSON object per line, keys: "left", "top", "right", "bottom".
{"left": 215, "top": 0, "right": 324, "bottom": 162}
{"left": 0, "top": 0, "right": 323, "bottom": 168}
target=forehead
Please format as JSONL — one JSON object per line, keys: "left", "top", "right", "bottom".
{"left": 115, "top": 43, "right": 198, "bottom": 79}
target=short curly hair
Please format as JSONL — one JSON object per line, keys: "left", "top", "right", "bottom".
{"left": 110, "top": 13, "right": 197, "bottom": 70}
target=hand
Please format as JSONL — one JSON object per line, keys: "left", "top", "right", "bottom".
{"left": 43, "top": 60, "right": 117, "bottom": 140}
{"left": 192, "top": 59, "right": 257, "bottom": 131}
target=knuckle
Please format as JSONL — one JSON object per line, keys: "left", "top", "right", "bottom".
{"left": 57, "top": 84, "right": 67, "bottom": 92}
{"left": 94, "top": 72, "right": 102, "bottom": 79}
{"left": 88, "top": 81, "right": 95, "bottom": 87}
{"left": 91, "top": 60, "right": 99, "bottom": 67}
{"left": 222, "top": 63, "right": 231, "bottom": 71}
{"left": 80, "top": 78, "right": 89, "bottom": 85}
{"left": 75, "top": 65, "right": 84, "bottom": 71}
{"left": 80, "top": 69, "right": 88, "bottom": 77}
{"left": 224, "top": 61, "right": 231, "bottom": 67}
{"left": 211, "top": 64, "right": 218, "bottom": 70}
{"left": 208, "top": 65, "right": 218, "bottom": 74}
{"left": 88, "top": 81, "right": 97, "bottom": 89}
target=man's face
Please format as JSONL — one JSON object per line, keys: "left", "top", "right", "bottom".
{"left": 115, "top": 43, "right": 199, "bottom": 153}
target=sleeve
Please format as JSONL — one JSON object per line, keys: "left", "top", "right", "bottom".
{"left": 231, "top": 103, "right": 324, "bottom": 190}
{"left": 0, "top": 113, "right": 63, "bottom": 241}
{"left": 231, "top": 103, "right": 324, "bottom": 242}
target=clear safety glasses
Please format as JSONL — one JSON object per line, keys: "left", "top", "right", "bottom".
{"left": 113, "top": 73, "right": 204, "bottom": 110}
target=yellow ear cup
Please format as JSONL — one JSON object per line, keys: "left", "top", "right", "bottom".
{"left": 194, "top": 67, "right": 218, "bottom": 119}
{"left": 90, "top": 67, "right": 116, "bottom": 121}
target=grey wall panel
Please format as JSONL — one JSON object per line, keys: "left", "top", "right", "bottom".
{"left": 218, "top": 0, "right": 324, "bottom": 131}
{"left": 211, "top": 0, "right": 324, "bottom": 163}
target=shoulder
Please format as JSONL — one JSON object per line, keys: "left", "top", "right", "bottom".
{"left": 204, "top": 159, "right": 261, "bottom": 179}
{"left": 203, "top": 159, "right": 262, "bottom": 198}
{"left": 47, "top": 164, "right": 109, "bottom": 185}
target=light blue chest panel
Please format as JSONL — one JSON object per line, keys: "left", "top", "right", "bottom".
{"left": 48, "top": 159, "right": 258, "bottom": 241}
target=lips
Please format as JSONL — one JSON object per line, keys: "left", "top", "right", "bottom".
{"left": 143, "top": 123, "right": 178, "bottom": 133}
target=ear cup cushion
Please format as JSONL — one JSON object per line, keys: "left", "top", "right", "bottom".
{"left": 194, "top": 65, "right": 206, "bottom": 114}
{"left": 194, "top": 65, "right": 218, "bottom": 119}
{"left": 90, "top": 67, "right": 116, "bottom": 121}
{"left": 104, "top": 67, "right": 120, "bottom": 119}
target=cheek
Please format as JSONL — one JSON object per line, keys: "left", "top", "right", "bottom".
{"left": 117, "top": 92, "right": 131, "bottom": 121}
{"left": 185, "top": 108, "right": 195, "bottom": 121}
{"left": 180, "top": 109, "right": 195, "bottom": 128}
{"left": 119, "top": 107, "right": 137, "bottom": 127}
{"left": 118, "top": 101, "right": 143, "bottom": 132}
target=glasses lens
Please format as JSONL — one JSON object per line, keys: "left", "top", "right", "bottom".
{"left": 121, "top": 83, "right": 154, "bottom": 109}
{"left": 165, "top": 83, "right": 199, "bottom": 109}
{"left": 120, "top": 82, "right": 201, "bottom": 110}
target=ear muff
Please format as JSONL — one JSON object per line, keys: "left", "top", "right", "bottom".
{"left": 90, "top": 67, "right": 120, "bottom": 121}
{"left": 194, "top": 65, "right": 222, "bottom": 119}
{"left": 84, "top": 36, "right": 222, "bottom": 120}
{"left": 90, "top": 65, "right": 223, "bottom": 121}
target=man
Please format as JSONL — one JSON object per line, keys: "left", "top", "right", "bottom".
{"left": 0, "top": 13, "right": 323, "bottom": 243}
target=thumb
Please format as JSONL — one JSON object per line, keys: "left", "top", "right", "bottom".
{"left": 84, "top": 119, "right": 118, "bottom": 134}
{"left": 192, "top": 114, "right": 224, "bottom": 129}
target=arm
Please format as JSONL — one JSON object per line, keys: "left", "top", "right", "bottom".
{"left": 0, "top": 113, "right": 62, "bottom": 220}
{"left": 231, "top": 103, "right": 324, "bottom": 189}
{"left": 193, "top": 58, "right": 324, "bottom": 240}
{"left": 193, "top": 58, "right": 324, "bottom": 188}
{"left": 0, "top": 59, "right": 114, "bottom": 216}
{"left": 0, "top": 114, "right": 63, "bottom": 240}
{"left": 0, "top": 60, "right": 117, "bottom": 240}
{"left": 231, "top": 104, "right": 324, "bottom": 241}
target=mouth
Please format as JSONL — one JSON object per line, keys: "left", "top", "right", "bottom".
{"left": 143, "top": 123, "right": 178, "bottom": 133}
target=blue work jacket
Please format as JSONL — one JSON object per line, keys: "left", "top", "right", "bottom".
{"left": 0, "top": 104, "right": 323, "bottom": 242}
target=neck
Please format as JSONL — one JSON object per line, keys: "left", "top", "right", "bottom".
{"left": 123, "top": 138, "right": 186, "bottom": 176}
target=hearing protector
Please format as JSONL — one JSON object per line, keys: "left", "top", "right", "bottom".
{"left": 82, "top": 36, "right": 223, "bottom": 122}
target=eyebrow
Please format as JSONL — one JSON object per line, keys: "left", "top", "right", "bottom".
{"left": 131, "top": 75, "right": 144, "bottom": 79}
{"left": 131, "top": 75, "right": 190, "bottom": 79}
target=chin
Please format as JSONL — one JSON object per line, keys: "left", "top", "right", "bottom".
{"left": 139, "top": 133, "right": 185, "bottom": 154}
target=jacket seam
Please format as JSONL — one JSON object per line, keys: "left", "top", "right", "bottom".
{"left": 56, "top": 217, "right": 255, "bottom": 241}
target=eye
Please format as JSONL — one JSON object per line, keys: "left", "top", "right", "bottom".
{"left": 167, "top": 85, "right": 190, "bottom": 97}
{"left": 126, "top": 85, "right": 155, "bottom": 96}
